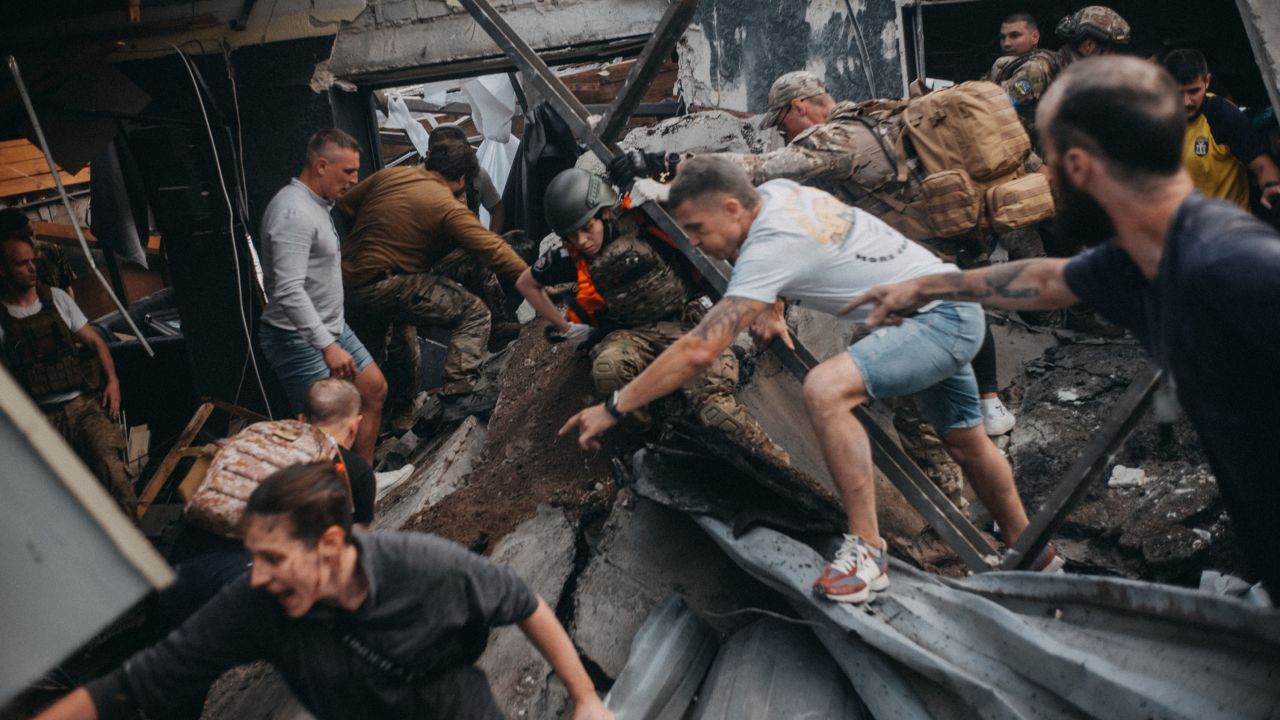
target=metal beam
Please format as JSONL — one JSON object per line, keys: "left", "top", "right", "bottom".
{"left": 1001, "top": 364, "right": 1164, "bottom": 570}
{"left": 598, "top": 0, "right": 697, "bottom": 143}
{"left": 456, "top": 0, "right": 997, "bottom": 573}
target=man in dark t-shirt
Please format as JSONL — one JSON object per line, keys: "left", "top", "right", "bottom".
{"left": 37, "top": 464, "right": 612, "bottom": 720}
{"left": 847, "top": 56, "right": 1280, "bottom": 592}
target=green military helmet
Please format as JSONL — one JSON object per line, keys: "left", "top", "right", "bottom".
{"left": 544, "top": 168, "right": 619, "bottom": 237}
{"left": 1055, "top": 6, "right": 1130, "bottom": 46}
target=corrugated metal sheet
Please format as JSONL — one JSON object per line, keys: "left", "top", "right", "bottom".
{"left": 689, "top": 517, "right": 1280, "bottom": 720}
{"left": 692, "top": 617, "right": 869, "bottom": 720}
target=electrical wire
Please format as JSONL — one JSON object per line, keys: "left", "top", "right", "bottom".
{"left": 843, "top": 0, "right": 880, "bottom": 98}
{"left": 166, "top": 43, "right": 272, "bottom": 417}
{"left": 6, "top": 55, "right": 155, "bottom": 357}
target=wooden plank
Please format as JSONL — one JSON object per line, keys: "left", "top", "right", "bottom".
{"left": 0, "top": 156, "right": 68, "bottom": 180}
{"left": 0, "top": 168, "right": 91, "bottom": 199}
{"left": 136, "top": 402, "right": 214, "bottom": 519}
{"left": 0, "top": 142, "right": 47, "bottom": 165}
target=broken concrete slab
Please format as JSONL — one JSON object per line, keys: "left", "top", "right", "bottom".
{"left": 571, "top": 491, "right": 779, "bottom": 679}
{"left": 374, "top": 415, "right": 487, "bottom": 530}
{"left": 477, "top": 505, "right": 577, "bottom": 720}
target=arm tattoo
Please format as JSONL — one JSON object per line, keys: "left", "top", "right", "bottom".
{"left": 690, "top": 297, "right": 762, "bottom": 342}
{"left": 931, "top": 262, "right": 1041, "bottom": 301}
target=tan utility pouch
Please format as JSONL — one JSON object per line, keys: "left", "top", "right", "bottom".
{"left": 986, "top": 172, "right": 1055, "bottom": 233}
{"left": 920, "top": 170, "right": 983, "bottom": 238}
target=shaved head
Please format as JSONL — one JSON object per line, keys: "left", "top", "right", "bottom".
{"left": 1039, "top": 56, "right": 1184, "bottom": 184}
{"left": 304, "top": 378, "right": 361, "bottom": 426}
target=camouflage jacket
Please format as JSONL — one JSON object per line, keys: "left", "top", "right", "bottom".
{"left": 717, "top": 103, "right": 935, "bottom": 241}
{"left": 986, "top": 49, "right": 1061, "bottom": 140}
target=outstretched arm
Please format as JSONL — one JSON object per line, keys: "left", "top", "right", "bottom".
{"left": 515, "top": 268, "right": 571, "bottom": 333}
{"left": 843, "top": 258, "right": 1078, "bottom": 326}
{"left": 558, "top": 296, "right": 770, "bottom": 449}
{"left": 519, "top": 598, "right": 612, "bottom": 720}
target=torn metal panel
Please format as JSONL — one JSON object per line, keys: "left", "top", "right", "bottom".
{"left": 692, "top": 617, "right": 869, "bottom": 720}
{"left": 0, "top": 365, "right": 172, "bottom": 706}
{"left": 606, "top": 595, "right": 719, "bottom": 720}
{"left": 1236, "top": 0, "right": 1280, "bottom": 116}
{"left": 695, "top": 516, "right": 1280, "bottom": 720}
{"left": 329, "top": 0, "right": 672, "bottom": 86}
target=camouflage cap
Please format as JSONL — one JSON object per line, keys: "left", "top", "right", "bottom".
{"left": 761, "top": 70, "right": 828, "bottom": 129}
{"left": 1055, "top": 6, "right": 1131, "bottom": 45}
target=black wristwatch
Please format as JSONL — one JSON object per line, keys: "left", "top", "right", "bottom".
{"left": 604, "top": 391, "right": 628, "bottom": 420}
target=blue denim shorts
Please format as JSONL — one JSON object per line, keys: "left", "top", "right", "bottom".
{"left": 259, "top": 322, "right": 374, "bottom": 414}
{"left": 847, "top": 301, "right": 985, "bottom": 433}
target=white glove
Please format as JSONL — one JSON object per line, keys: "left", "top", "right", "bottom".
{"left": 561, "top": 323, "right": 594, "bottom": 348}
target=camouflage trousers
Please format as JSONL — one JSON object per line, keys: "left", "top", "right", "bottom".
{"left": 44, "top": 394, "right": 136, "bottom": 516}
{"left": 590, "top": 321, "right": 789, "bottom": 464}
{"left": 347, "top": 250, "right": 503, "bottom": 414}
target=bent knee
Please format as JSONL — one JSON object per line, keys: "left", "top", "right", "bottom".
{"left": 802, "top": 360, "right": 866, "bottom": 414}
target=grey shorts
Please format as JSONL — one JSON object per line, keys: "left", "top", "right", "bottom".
{"left": 847, "top": 301, "right": 985, "bottom": 433}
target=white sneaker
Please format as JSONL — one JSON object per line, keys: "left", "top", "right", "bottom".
{"left": 981, "top": 397, "right": 1016, "bottom": 436}
{"left": 813, "top": 534, "right": 889, "bottom": 604}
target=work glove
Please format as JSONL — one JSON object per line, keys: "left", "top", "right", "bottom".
{"left": 561, "top": 323, "right": 594, "bottom": 348}
{"left": 607, "top": 150, "right": 674, "bottom": 188}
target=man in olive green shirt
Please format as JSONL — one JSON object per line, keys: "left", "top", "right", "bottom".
{"left": 340, "top": 137, "right": 528, "bottom": 429}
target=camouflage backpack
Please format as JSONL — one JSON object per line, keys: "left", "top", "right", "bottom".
{"left": 843, "top": 81, "right": 1055, "bottom": 238}
{"left": 185, "top": 419, "right": 351, "bottom": 538}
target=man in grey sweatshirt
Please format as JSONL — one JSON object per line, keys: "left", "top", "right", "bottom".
{"left": 257, "top": 128, "right": 387, "bottom": 462}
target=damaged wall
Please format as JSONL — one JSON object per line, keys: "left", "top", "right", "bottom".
{"left": 329, "top": 0, "right": 672, "bottom": 86}
{"left": 1237, "top": 0, "right": 1280, "bottom": 114}
{"left": 679, "top": 0, "right": 905, "bottom": 112}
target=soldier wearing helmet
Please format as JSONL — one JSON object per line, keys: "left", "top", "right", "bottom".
{"left": 1054, "top": 5, "right": 1131, "bottom": 68}
{"left": 516, "top": 168, "right": 787, "bottom": 463}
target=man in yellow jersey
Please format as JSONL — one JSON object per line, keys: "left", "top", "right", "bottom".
{"left": 1163, "top": 49, "right": 1280, "bottom": 211}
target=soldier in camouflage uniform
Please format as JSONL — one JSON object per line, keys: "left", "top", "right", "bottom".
{"left": 1053, "top": 6, "right": 1131, "bottom": 71}
{"left": 518, "top": 168, "right": 788, "bottom": 464}
{"left": 341, "top": 136, "right": 528, "bottom": 430}
{"left": 985, "top": 13, "right": 1060, "bottom": 151}
{"left": 0, "top": 233, "right": 136, "bottom": 516}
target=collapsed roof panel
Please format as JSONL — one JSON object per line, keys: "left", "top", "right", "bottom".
{"left": 692, "top": 517, "right": 1280, "bottom": 720}
{"left": 328, "top": 0, "right": 673, "bottom": 86}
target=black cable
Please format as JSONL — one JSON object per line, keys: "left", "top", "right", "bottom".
{"left": 843, "top": 0, "right": 880, "bottom": 98}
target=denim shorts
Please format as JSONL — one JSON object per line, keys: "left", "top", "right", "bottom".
{"left": 259, "top": 322, "right": 373, "bottom": 414}
{"left": 846, "top": 301, "right": 985, "bottom": 433}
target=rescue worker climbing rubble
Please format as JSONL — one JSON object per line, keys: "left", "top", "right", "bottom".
{"left": 0, "top": 231, "right": 136, "bottom": 516}
{"left": 608, "top": 70, "right": 1042, "bottom": 507}
{"left": 519, "top": 168, "right": 788, "bottom": 465}
{"left": 340, "top": 136, "right": 527, "bottom": 433}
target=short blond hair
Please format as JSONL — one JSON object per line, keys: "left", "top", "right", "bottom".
{"left": 304, "top": 378, "right": 361, "bottom": 426}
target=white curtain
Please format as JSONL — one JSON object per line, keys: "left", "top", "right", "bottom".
{"left": 462, "top": 74, "right": 521, "bottom": 226}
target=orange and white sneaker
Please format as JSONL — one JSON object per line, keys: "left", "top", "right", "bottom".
{"left": 813, "top": 534, "right": 889, "bottom": 604}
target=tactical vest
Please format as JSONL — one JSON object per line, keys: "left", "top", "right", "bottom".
{"left": 990, "top": 49, "right": 1061, "bottom": 86}
{"left": 568, "top": 215, "right": 691, "bottom": 327}
{"left": 798, "top": 101, "right": 936, "bottom": 242}
{"left": 1, "top": 284, "right": 100, "bottom": 399}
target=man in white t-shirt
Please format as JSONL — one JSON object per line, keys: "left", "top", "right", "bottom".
{"left": 561, "top": 157, "right": 1060, "bottom": 604}
{"left": 0, "top": 233, "right": 136, "bottom": 515}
